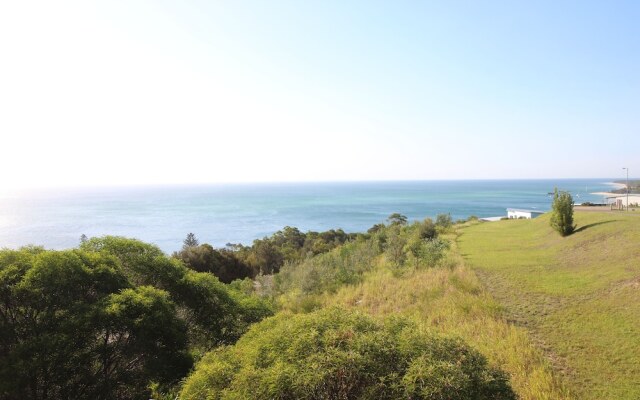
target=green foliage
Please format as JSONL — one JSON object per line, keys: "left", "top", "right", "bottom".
{"left": 173, "top": 243, "right": 256, "bottom": 283}
{"left": 0, "top": 248, "right": 189, "bottom": 399}
{"left": 406, "top": 238, "right": 450, "bottom": 269}
{"left": 0, "top": 237, "right": 273, "bottom": 399}
{"left": 403, "top": 219, "right": 448, "bottom": 269}
{"left": 550, "top": 188, "right": 576, "bottom": 236}
{"left": 82, "top": 236, "right": 273, "bottom": 349}
{"left": 387, "top": 212, "right": 408, "bottom": 225}
{"left": 435, "top": 213, "right": 453, "bottom": 228}
{"left": 183, "top": 232, "right": 199, "bottom": 248}
{"left": 416, "top": 218, "right": 437, "bottom": 240}
{"left": 367, "top": 223, "right": 385, "bottom": 234}
{"left": 250, "top": 239, "right": 284, "bottom": 274}
{"left": 97, "top": 286, "right": 193, "bottom": 398}
{"left": 275, "top": 239, "right": 380, "bottom": 297}
{"left": 385, "top": 225, "right": 407, "bottom": 266}
{"left": 274, "top": 218, "right": 452, "bottom": 310}
{"left": 80, "top": 235, "right": 165, "bottom": 285}
{"left": 222, "top": 226, "right": 356, "bottom": 275}
{"left": 180, "top": 308, "right": 516, "bottom": 400}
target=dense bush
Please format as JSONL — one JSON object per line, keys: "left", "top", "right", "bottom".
{"left": 416, "top": 218, "right": 437, "bottom": 240}
{"left": 0, "top": 247, "right": 189, "bottom": 399}
{"left": 384, "top": 225, "right": 407, "bottom": 266}
{"left": 81, "top": 237, "right": 273, "bottom": 348}
{"left": 275, "top": 238, "right": 380, "bottom": 297}
{"left": 435, "top": 213, "right": 453, "bottom": 228}
{"left": 0, "top": 237, "right": 273, "bottom": 400}
{"left": 178, "top": 228, "right": 358, "bottom": 277}
{"left": 403, "top": 219, "right": 449, "bottom": 269}
{"left": 387, "top": 213, "right": 408, "bottom": 225}
{"left": 273, "top": 217, "right": 451, "bottom": 310}
{"left": 550, "top": 189, "right": 576, "bottom": 236}
{"left": 173, "top": 243, "right": 256, "bottom": 283}
{"left": 180, "top": 308, "right": 516, "bottom": 400}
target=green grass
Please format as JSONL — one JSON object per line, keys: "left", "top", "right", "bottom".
{"left": 458, "top": 211, "right": 640, "bottom": 399}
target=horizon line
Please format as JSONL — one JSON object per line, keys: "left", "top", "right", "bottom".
{"left": 2, "top": 177, "right": 632, "bottom": 192}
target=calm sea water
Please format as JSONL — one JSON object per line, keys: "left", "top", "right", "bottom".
{"left": 0, "top": 180, "right": 616, "bottom": 252}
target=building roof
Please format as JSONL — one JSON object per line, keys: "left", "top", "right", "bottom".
{"left": 506, "top": 208, "right": 545, "bottom": 214}
{"left": 606, "top": 194, "right": 640, "bottom": 199}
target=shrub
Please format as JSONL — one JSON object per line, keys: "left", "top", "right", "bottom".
{"left": 550, "top": 189, "right": 576, "bottom": 236}
{"left": 420, "top": 238, "right": 450, "bottom": 267}
{"left": 416, "top": 218, "right": 437, "bottom": 240}
{"left": 405, "top": 235, "right": 450, "bottom": 269}
{"left": 173, "top": 244, "right": 256, "bottom": 283}
{"left": 275, "top": 239, "right": 379, "bottom": 296}
{"left": 435, "top": 213, "right": 453, "bottom": 228}
{"left": 0, "top": 237, "right": 275, "bottom": 399}
{"left": 0, "top": 248, "right": 191, "bottom": 399}
{"left": 387, "top": 213, "right": 408, "bottom": 226}
{"left": 82, "top": 236, "right": 274, "bottom": 348}
{"left": 180, "top": 308, "right": 516, "bottom": 400}
{"left": 385, "top": 226, "right": 407, "bottom": 267}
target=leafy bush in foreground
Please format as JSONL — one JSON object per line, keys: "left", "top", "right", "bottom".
{"left": 0, "top": 247, "right": 191, "bottom": 399}
{"left": 180, "top": 308, "right": 516, "bottom": 400}
{"left": 0, "top": 237, "right": 273, "bottom": 400}
{"left": 81, "top": 236, "right": 273, "bottom": 348}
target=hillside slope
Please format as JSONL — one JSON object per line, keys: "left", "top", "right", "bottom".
{"left": 315, "top": 233, "right": 570, "bottom": 400}
{"left": 182, "top": 221, "right": 571, "bottom": 399}
{"left": 458, "top": 211, "right": 640, "bottom": 399}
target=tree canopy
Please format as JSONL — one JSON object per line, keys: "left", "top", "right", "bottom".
{"left": 0, "top": 237, "right": 273, "bottom": 399}
{"left": 175, "top": 227, "right": 357, "bottom": 280}
{"left": 387, "top": 213, "right": 408, "bottom": 225}
{"left": 183, "top": 232, "right": 199, "bottom": 249}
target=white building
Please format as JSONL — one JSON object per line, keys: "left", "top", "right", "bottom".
{"left": 507, "top": 208, "right": 545, "bottom": 219}
{"left": 606, "top": 195, "right": 640, "bottom": 209}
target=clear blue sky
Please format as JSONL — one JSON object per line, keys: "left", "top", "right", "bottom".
{"left": 0, "top": 1, "right": 637, "bottom": 187}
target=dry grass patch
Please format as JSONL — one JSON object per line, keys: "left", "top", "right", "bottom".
{"left": 323, "top": 257, "right": 570, "bottom": 400}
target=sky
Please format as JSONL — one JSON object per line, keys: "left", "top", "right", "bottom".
{"left": 0, "top": 1, "right": 638, "bottom": 189}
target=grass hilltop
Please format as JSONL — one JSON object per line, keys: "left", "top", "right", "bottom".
{"left": 459, "top": 211, "right": 640, "bottom": 399}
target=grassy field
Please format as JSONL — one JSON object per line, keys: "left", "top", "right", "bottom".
{"left": 458, "top": 211, "right": 640, "bottom": 399}
{"left": 317, "top": 234, "right": 570, "bottom": 400}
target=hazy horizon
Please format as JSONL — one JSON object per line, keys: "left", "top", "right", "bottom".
{"left": 1, "top": 177, "right": 632, "bottom": 193}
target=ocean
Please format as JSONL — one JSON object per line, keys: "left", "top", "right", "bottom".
{"left": 0, "top": 179, "right": 616, "bottom": 252}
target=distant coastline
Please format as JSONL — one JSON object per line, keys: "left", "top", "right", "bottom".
{"left": 591, "top": 181, "right": 640, "bottom": 197}
{"left": 608, "top": 181, "right": 628, "bottom": 189}
{"left": 590, "top": 182, "right": 625, "bottom": 197}
{"left": 0, "top": 179, "right": 624, "bottom": 252}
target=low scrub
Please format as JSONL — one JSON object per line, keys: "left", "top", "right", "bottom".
{"left": 180, "top": 308, "right": 516, "bottom": 400}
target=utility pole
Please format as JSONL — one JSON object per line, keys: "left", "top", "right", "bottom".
{"left": 623, "top": 167, "right": 629, "bottom": 211}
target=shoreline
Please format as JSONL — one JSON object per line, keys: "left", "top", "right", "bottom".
{"left": 592, "top": 182, "right": 629, "bottom": 197}
{"left": 591, "top": 191, "right": 617, "bottom": 196}
{"left": 606, "top": 182, "right": 628, "bottom": 189}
